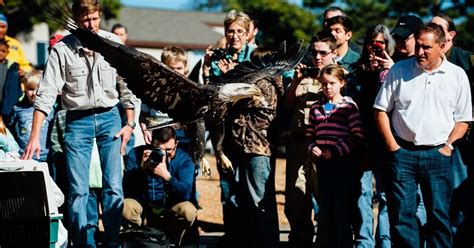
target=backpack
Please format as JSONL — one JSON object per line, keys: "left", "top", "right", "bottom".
{"left": 120, "top": 227, "right": 171, "bottom": 248}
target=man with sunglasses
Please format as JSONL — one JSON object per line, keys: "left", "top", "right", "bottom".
{"left": 122, "top": 126, "right": 197, "bottom": 246}
{"left": 284, "top": 30, "right": 338, "bottom": 247}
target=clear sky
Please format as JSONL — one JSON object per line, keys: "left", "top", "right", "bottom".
{"left": 120, "top": 0, "right": 302, "bottom": 10}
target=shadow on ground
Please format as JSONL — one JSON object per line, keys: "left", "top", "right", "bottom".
{"left": 195, "top": 222, "right": 290, "bottom": 248}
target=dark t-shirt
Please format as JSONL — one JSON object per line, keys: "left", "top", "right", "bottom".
{"left": 0, "top": 61, "right": 8, "bottom": 104}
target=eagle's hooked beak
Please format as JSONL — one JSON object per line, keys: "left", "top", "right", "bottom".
{"left": 219, "top": 83, "right": 262, "bottom": 104}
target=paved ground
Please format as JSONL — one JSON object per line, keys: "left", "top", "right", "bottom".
{"left": 194, "top": 154, "right": 291, "bottom": 247}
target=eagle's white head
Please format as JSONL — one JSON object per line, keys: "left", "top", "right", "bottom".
{"left": 218, "top": 83, "right": 262, "bottom": 104}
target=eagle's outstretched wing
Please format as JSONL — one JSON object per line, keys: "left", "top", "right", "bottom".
{"left": 51, "top": 6, "right": 308, "bottom": 174}
{"left": 219, "top": 41, "right": 307, "bottom": 86}
{"left": 56, "top": 14, "right": 216, "bottom": 123}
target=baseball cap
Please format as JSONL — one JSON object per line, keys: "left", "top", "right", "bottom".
{"left": 391, "top": 15, "right": 423, "bottom": 39}
{"left": 0, "top": 13, "right": 7, "bottom": 26}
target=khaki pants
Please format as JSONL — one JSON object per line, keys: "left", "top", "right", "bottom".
{"left": 122, "top": 198, "right": 197, "bottom": 245}
{"left": 297, "top": 159, "right": 319, "bottom": 201}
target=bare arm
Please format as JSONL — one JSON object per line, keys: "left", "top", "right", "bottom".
{"left": 202, "top": 45, "right": 213, "bottom": 84}
{"left": 115, "top": 108, "right": 135, "bottom": 155}
{"left": 374, "top": 109, "right": 400, "bottom": 152}
{"left": 447, "top": 122, "right": 469, "bottom": 145}
{"left": 439, "top": 122, "right": 469, "bottom": 156}
{"left": 21, "top": 110, "right": 46, "bottom": 160}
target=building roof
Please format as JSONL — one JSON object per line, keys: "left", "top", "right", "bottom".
{"left": 102, "top": 7, "right": 226, "bottom": 50}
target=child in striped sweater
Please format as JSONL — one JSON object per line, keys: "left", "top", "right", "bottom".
{"left": 306, "top": 64, "right": 364, "bottom": 247}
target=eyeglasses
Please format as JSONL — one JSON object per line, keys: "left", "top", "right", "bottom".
{"left": 225, "top": 29, "right": 247, "bottom": 37}
{"left": 309, "top": 49, "right": 333, "bottom": 57}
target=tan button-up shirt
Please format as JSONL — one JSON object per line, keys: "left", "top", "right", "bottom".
{"left": 35, "top": 30, "right": 137, "bottom": 115}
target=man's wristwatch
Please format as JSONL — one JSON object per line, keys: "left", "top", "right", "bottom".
{"left": 125, "top": 121, "right": 136, "bottom": 130}
{"left": 445, "top": 143, "right": 454, "bottom": 151}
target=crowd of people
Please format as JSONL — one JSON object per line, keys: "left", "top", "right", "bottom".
{"left": 0, "top": 0, "right": 473, "bottom": 247}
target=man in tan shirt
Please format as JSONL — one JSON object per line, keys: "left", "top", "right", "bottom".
{"left": 22, "top": 0, "right": 137, "bottom": 246}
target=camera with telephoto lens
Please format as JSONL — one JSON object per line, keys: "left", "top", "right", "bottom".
{"left": 211, "top": 48, "right": 227, "bottom": 60}
{"left": 144, "top": 148, "right": 166, "bottom": 169}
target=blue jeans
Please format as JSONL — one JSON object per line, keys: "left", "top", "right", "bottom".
{"left": 228, "top": 153, "right": 279, "bottom": 248}
{"left": 386, "top": 146, "right": 453, "bottom": 248}
{"left": 355, "top": 170, "right": 375, "bottom": 248}
{"left": 355, "top": 143, "right": 391, "bottom": 248}
{"left": 452, "top": 147, "right": 468, "bottom": 189}
{"left": 86, "top": 188, "right": 102, "bottom": 247}
{"left": 373, "top": 168, "right": 391, "bottom": 248}
{"left": 450, "top": 148, "right": 468, "bottom": 235}
{"left": 65, "top": 106, "right": 123, "bottom": 247}
{"left": 216, "top": 158, "right": 236, "bottom": 239}
{"left": 354, "top": 140, "right": 391, "bottom": 248}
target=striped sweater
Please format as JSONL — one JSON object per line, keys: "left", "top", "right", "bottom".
{"left": 306, "top": 96, "right": 364, "bottom": 158}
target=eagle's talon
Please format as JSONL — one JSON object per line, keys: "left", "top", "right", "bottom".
{"left": 219, "top": 154, "right": 234, "bottom": 174}
{"left": 201, "top": 157, "right": 211, "bottom": 177}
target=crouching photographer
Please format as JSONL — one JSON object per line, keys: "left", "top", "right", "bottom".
{"left": 122, "top": 126, "right": 197, "bottom": 246}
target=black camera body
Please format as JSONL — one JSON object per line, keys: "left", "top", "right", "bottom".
{"left": 301, "top": 67, "right": 320, "bottom": 78}
{"left": 145, "top": 148, "right": 166, "bottom": 169}
{"left": 211, "top": 48, "right": 227, "bottom": 60}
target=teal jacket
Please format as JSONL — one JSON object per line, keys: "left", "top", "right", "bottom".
{"left": 209, "top": 44, "right": 254, "bottom": 83}
{"left": 338, "top": 47, "right": 360, "bottom": 73}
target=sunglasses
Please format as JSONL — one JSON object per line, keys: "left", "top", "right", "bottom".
{"left": 309, "top": 49, "right": 333, "bottom": 57}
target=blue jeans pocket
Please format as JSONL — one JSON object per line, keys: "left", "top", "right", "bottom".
{"left": 428, "top": 148, "right": 452, "bottom": 176}
{"left": 388, "top": 147, "right": 403, "bottom": 162}
{"left": 436, "top": 147, "right": 452, "bottom": 158}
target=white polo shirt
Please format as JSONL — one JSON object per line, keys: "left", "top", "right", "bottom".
{"left": 374, "top": 57, "right": 472, "bottom": 146}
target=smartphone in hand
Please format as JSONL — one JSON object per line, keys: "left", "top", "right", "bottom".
{"left": 372, "top": 42, "right": 385, "bottom": 58}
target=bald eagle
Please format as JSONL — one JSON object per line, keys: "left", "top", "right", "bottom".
{"left": 54, "top": 12, "right": 307, "bottom": 173}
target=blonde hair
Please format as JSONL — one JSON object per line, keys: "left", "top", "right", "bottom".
{"left": 224, "top": 10, "right": 251, "bottom": 32}
{"left": 21, "top": 70, "right": 43, "bottom": 89}
{"left": 161, "top": 46, "right": 188, "bottom": 75}
{"left": 72, "top": 0, "right": 102, "bottom": 20}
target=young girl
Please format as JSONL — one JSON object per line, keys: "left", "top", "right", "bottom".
{"left": 0, "top": 116, "right": 19, "bottom": 160}
{"left": 306, "top": 64, "right": 364, "bottom": 247}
